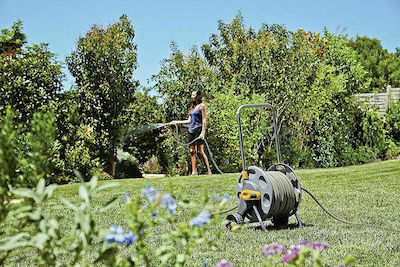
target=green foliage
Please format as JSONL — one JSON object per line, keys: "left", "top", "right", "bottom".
{"left": 0, "top": 175, "right": 119, "bottom": 266}
{"left": 348, "top": 36, "right": 400, "bottom": 90}
{"left": 362, "top": 109, "right": 386, "bottom": 157}
{"left": 120, "top": 91, "right": 165, "bottom": 169}
{"left": 153, "top": 43, "right": 211, "bottom": 121}
{"left": 0, "top": 108, "right": 20, "bottom": 220}
{"left": 0, "top": 20, "right": 26, "bottom": 54}
{"left": 116, "top": 149, "right": 141, "bottom": 178}
{"left": 207, "top": 90, "right": 272, "bottom": 171}
{"left": 158, "top": 127, "right": 190, "bottom": 175}
{"left": 66, "top": 14, "right": 139, "bottom": 176}
{"left": 141, "top": 155, "right": 162, "bottom": 174}
{"left": 385, "top": 100, "right": 400, "bottom": 142}
{"left": 0, "top": 21, "right": 63, "bottom": 124}
{"left": 154, "top": 14, "right": 373, "bottom": 169}
{"left": 0, "top": 107, "right": 57, "bottom": 188}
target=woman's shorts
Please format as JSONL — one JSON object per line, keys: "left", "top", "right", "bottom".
{"left": 188, "top": 128, "right": 205, "bottom": 146}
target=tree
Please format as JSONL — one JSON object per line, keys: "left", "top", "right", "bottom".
{"left": 66, "top": 14, "right": 139, "bottom": 177}
{"left": 347, "top": 36, "right": 400, "bottom": 90}
{"left": 0, "top": 21, "right": 63, "bottom": 124}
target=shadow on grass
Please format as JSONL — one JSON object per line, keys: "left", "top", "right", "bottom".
{"left": 247, "top": 222, "right": 314, "bottom": 231}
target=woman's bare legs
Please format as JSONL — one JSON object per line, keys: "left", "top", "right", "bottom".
{"left": 190, "top": 144, "right": 198, "bottom": 175}
{"left": 198, "top": 144, "right": 212, "bottom": 175}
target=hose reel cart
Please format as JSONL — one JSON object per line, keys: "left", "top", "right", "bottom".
{"left": 226, "top": 103, "right": 303, "bottom": 231}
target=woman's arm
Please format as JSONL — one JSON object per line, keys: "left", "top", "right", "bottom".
{"left": 168, "top": 115, "right": 190, "bottom": 125}
{"left": 199, "top": 104, "right": 207, "bottom": 139}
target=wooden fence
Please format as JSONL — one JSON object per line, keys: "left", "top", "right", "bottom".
{"left": 355, "top": 85, "right": 400, "bottom": 117}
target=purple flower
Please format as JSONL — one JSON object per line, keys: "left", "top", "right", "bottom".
{"left": 162, "top": 193, "right": 177, "bottom": 215}
{"left": 122, "top": 192, "right": 130, "bottom": 201}
{"left": 224, "top": 159, "right": 229, "bottom": 164}
{"left": 281, "top": 244, "right": 302, "bottom": 263}
{"left": 262, "top": 243, "right": 286, "bottom": 257}
{"left": 190, "top": 210, "right": 211, "bottom": 226}
{"left": 215, "top": 259, "right": 234, "bottom": 267}
{"left": 299, "top": 240, "right": 328, "bottom": 250}
{"left": 106, "top": 225, "right": 136, "bottom": 247}
{"left": 141, "top": 184, "right": 159, "bottom": 203}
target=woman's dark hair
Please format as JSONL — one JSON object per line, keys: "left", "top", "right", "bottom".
{"left": 190, "top": 91, "right": 202, "bottom": 111}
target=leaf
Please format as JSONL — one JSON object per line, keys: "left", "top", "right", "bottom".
{"left": 93, "top": 182, "right": 119, "bottom": 194}
{"left": 43, "top": 184, "right": 57, "bottom": 199}
{"left": 89, "top": 175, "right": 98, "bottom": 191}
{"left": 61, "top": 198, "right": 78, "bottom": 212}
{"left": 12, "top": 188, "right": 37, "bottom": 202}
{"left": 8, "top": 205, "right": 32, "bottom": 217}
{"left": 176, "top": 254, "right": 185, "bottom": 263}
{"left": 94, "top": 247, "right": 119, "bottom": 264}
{"left": 0, "top": 233, "right": 29, "bottom": 251}
{"left": 73, "top": 169, "right": 84, "bottom": 182}
{"left": 79, "top": 184, "right": 89, "bottom": 203}
{"left": 30, "top": 233, "right": 49, "bottom": 250}
{"left": 35, "top": 179, "right": 45, "bottom": 195}
{"left": 99, "top": 196, "right": 119, "bottom": 212}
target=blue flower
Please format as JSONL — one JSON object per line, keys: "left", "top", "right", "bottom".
{"left": 109, "top": 225, "right": 124, "bottom": 234}
{"left": 122, "top": 192, "right": 130, "bottom": 201}
{"left": 124, "top": 231, "right": 136, "bottom": 246}
{"left": 151, "top": 212, "right": 158, "bottom": 217}
{"left": 141, "top": 184, "right": 159, "bottom": 203}
{"left": 219, "top": 194, "right": 232, "bottom": 206}
{"left": 106, "top": 225, "right": 137, "bottom": 247}
{"left": 162, "top": 193, "right": 177, "bottom": 215}
{"left": 190, "top": 210, "right": 211, "bottom": 226}
{"left": 202, "top": 260, "right": 207, "bottom": 266}
{"left": 212, "top": 195, "right": 220, "bottom": 200}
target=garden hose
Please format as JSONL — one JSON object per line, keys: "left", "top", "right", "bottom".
{"left": 172, "top": 124, "right": 224, "bottom": 174}
{"left": 301, "top": 187, "right": 400, "bottom": 233}
{"left": 266, "top": 172, "right": 297, "bottom": 217}
{"left": 176, "top": 203, "right": 238, "bottom": 216}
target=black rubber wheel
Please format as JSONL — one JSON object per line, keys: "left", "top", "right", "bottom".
{"left": 272, "top": 216, "right": 289, "bottom": 227}
{"left": 225, "top": 212, "right": 244, "bottom": 229}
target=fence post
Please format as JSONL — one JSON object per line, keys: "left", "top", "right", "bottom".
{"left": 387, "top": 85, "right": 392, "bottom": 110}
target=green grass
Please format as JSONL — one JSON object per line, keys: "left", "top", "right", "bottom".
{"left": 5, "top": 160, "right": 400, "bottom": 266}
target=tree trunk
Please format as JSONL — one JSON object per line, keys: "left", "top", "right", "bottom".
{"left": 109, "top": 153, "right": 115, "bottom": 179}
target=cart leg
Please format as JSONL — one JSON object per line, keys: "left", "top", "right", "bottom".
{"left": 253, "top": 206, "right": 267, "bottom": 231}
{"left": 295, "top": 212, "right": 303, "bottom": 228}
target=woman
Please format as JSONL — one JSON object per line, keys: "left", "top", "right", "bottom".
{"left": 169, "top": 91, "right": 212, "bottom": 175}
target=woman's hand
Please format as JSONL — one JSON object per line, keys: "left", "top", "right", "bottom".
{"left": 199, "top": 132, "right": 205, "bottom": 139}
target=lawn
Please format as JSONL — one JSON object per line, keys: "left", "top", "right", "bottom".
{"left": 5, "top": 160, "right": 400, "bottom": 266}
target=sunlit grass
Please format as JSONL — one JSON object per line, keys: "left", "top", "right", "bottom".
{"left": 5, "top": 160, "right": 400, "bottom": 266}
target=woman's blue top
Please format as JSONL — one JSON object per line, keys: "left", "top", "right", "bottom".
{"left": 189, "top": 105, "right": 203, "bottom": 133}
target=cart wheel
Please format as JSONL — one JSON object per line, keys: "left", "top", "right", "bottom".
{"left": 272, "top": 216, "right": 289, "bottom": 227}
{"left": 226, "top": 212, "right": 244, "bottom": 229}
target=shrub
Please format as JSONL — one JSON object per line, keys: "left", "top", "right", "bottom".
{"left": 385, "top": 100, "right": 400, "bottom": 142}
{"left": 385, "top": 139, "right": 400, "bottom": 159}
{"left": 142, "top": 155, "right": 163, "bottom": 174}
{"left": 362, "top": 109, "right": 386, "bottom": 158}
{"left": 116, "top": 149, "right": 141, "bottom": 178}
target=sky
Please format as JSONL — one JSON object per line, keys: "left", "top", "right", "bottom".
{"left": 1, "top": 0, "right": 399, "bottom": 92}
